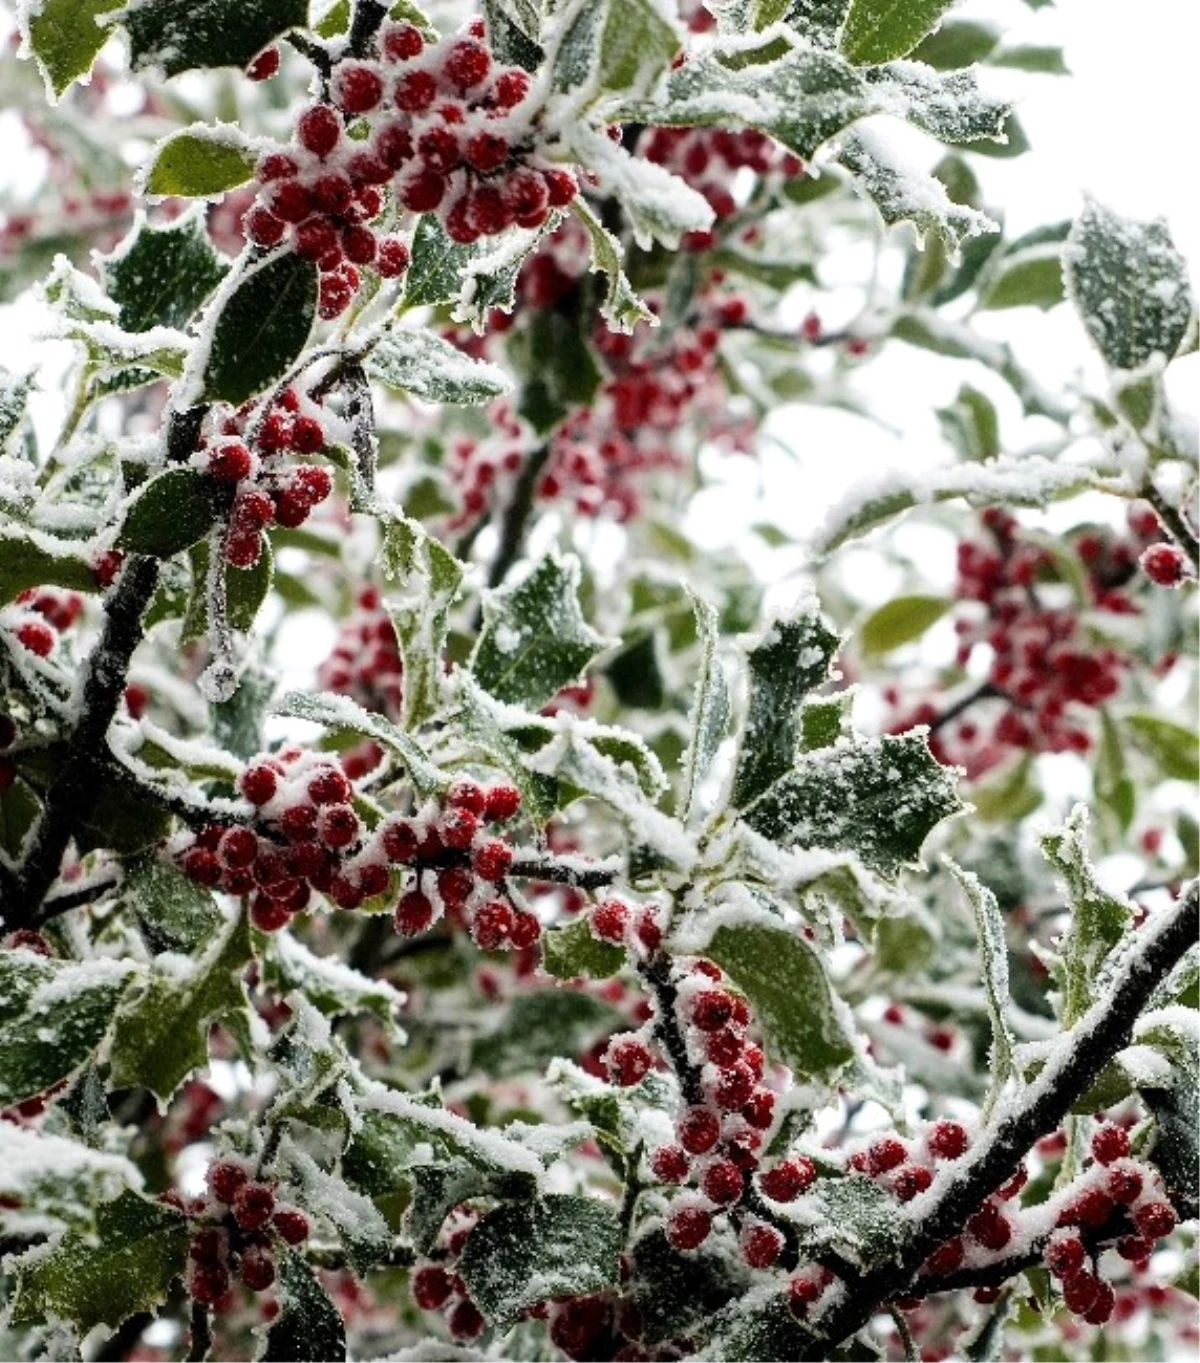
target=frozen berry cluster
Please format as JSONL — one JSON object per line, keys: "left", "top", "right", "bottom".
{"left": 2, "top": 586, "right": 84, "bottom": 660}
{"left": 409, "top": 1210, "right": 487, "bottom": 1343}
{"left": 316, "top": 585, "right": 403, "bottom": 719}
{"left": 174, "top": 1159, "right": 310, "bottom": 1307}
{"left": 243, "top": 19, "right": 578, "bottom": 319}
{"left": 387, "top": 778, "right": 542, "bottom": 952}
{"left": 641, "top": 126, "right": 804, "bottom": 251}
{"left": 191, "top": 387, "right": 334, "bottom": 568}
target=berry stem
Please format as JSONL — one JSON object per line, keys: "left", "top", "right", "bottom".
{"left": 185, "top": 1300, "right": 212, "bottom": 1363}
{"left": 1141, "top": 482, "right": 1199, "bottom": 570}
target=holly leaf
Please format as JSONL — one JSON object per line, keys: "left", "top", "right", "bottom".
{"left": 122, "top": 855, "right": 223, "bottom": 955}
{"left": 1064, "top": 198, "right": 1194, "bottom": 371}
{"left": 458, "top": 1195, "right": 622, "bottom": 1331}
{"left": 19, "top": 0, "right": 116, "bottom": 100}
{"left": 408, "top": 1161, "right": 540, "bottom": 1253}
{"left": 570, "top": 199, "right": 655, "bottom": 333}
{"left": 472, "top": 551, "right": 612, "bottom": 710}
{"left": 730, "top": 602, "right": 841, "bottom": 810}
{"left": 699, "top": 907, "right": 856, "bottom": 1078}
{"left": 199, "top": 253, "right": 318, "bottom": 405}
{"left": 263, "top": 932, "right": 405, "bottom": 1033}
{"left": 118, "top": 467, "right": 224, "bottom": 558}
{"left": 629, "top": 1229, "right": 753, "bottom": 1345}
{"left": 262, "top": 1250, "right": 347, "bottom": 1362}
{"left": 404, "top": 214, "right": 485, "bottom": 308}
{"left": 551, "top": 0, "right": 681, "bottom": 99}
{"left": 108, "top": 907, "right": 252, "bottom": 1105}
{"left": 541, "top": 916, "right": 626, "bottom": 981}
{"left": 840, "top": 0, "right": 958, "bottom": 65}
{"left": 679, "top": 594, "right": 729, "bottom": 824}
{"left": 101, "top": 211, "right": 229, "bottom": 335}
{"left": 0, "top": 528, "right": 97, "bottom": 603}
{"left": 0, "top": 952, "right": 139, "bottom": 1107}
{"left": 470, "top": 990, "right": 624, "bottom": 1078}
{"left": 741, "top": 732, "right": 962, "bottom": 877}
{"left": 708, "top": 1289, "right": 814, "bottom": 1362}
{"left": 141, "top": 124, "right": 258, "bottom": 198}
{"left": 859, "top": 595, "right": 951, "bottom": 658}
{"left": 367, "top": 326, "right": 512, "bottom": 405}
{"left": 123, "top": 0, "right": 308, "bottom": 77}
{"left": 8, "top": 1191, "right": 188, "bottom": 1333}
{"left": 1123, "top": 713, "right": 1200, "bottom": 783}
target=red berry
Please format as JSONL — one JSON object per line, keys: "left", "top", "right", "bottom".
{"left": 245, "top": 206, "right": 286, "bottom": 247}
{"left": 443, "top": 39, "right": 491, "bottom": 90}
{"left": 1134, "top": 1202, "right": 1177, "bottom": 1241}
{"left": 1046, "top": 1235, "right": 1086, "bottom": 1279}
{"left": 335, "top": 63, "right": 383, "bottom": 114}
{"left": 712, "top": 1062, "right": 755, "bottom": 1111}
{"left": 394, "top": 889, "right": 434, "bottom": 936}
{"left": 651, "top": 1144, "right": 690, "bottom": 1184}
{"left": 319, "top": 273, "right": 355, "bottom": 320}
{"left": 240, "top": 1244, "right": 276, "bottom": 1291}
{"left": 319, "top": 803, "right": 361, "bottom": 849}
{"left": 666, "top": 1204, "right": 711, "bottom": 1251}
{"left": 892, "top": 1164, "right": 933, "bottom": 1202}
{"left": 741, "top": 1223, "right": 784, "bottom": 1269}
{"left": 412, "top": 1264, "right": 453, "bottom": 1310}
{"left": 605, "top": 1035, "right": 653, "bottom": 1087}
{"left": 447, "top": 779, "right": 486, "bottom": 813}
{"left": 298, "top": 104, "right": 342, "bottom": 158}
{"left": 506, "top": 168, "right": 549, "bottom": 227}
{"left": 704, "top": 1028, "right": 743, "bottom": 1067}
{"left": 925, "top": 1237, "right": 965, "bottom": 1275}
{"left": 206, "top": 1159, "right": 249, "bottom": 1204}
{"left": 448, "top": 1299, "right": 485, "bottom": 1342}
{"left": 289, "top": 416, "right": 325, "bottom": 455}
{"left": 788, "top": 1275, "right": 821, "bottom": 1315}
{"left": 741, "top": 1088, "right": 776, "bottom": 1130}
{"left": 472, "top": 839, "right": 513, "bottom": 882}
{"left": 966, "top": 1202, "right": 1011, "bottom": 1251}
{"left": 590, "top": 899, "right": 628, "bottom": 945}
{"left": 490, "top": 69, "right": 530, "bottom": 108}
{"left": 417, "top": 127, "right": 460, "bottom": 176}
{"left": 240, "top": 763, "right": 278, "bottom": 805}
{"left": 466, "top": 132, "right": 509, "bottom": 173}
{"left": 345, "top": 148, "right": 391, "bottom": 187}
{"left": 16, "top": 620, "right": 54, "bottom": 656}
{"left": 760, "top": 1157, "right": 815, "bottom": 1202}
{"left": 635, "top": 911, "right": 662, "bottom": 953}
{"left": 272, "top": 1209, "right": 310, "bottom": 1244}
{"left": 677, "top": 1106, "right": 721, "bottom": 1155}
{"left": 1062, "top": 1270, "right": 1102, "bottom": 1316}
{"left": 471, "top": 898, "right": 514, "bottom": 949}
{"left": 232, "top": 1181, "right": 276, "bottom": 1231}
{"left": 377, "top": 237, "right": 411, "bottom": 278}
{"left": 1117, "top": 1235, "right": 1152, "bottom": 1262}
{"left": 543, "top": 168, "right": 578, "bottom": 208}
{"left": 190, "top": 1228, "right": 224, "bottom": 1263}
{"left": 182, "top": 847, "right": 222, "bottom": 887}
{"left": 382, "top": 22, "right": 424, "bottom": 62}
{"left": 308, "top": 766, "right": 351, "bottom": 806}
{"left": 867, "top": 1137, "right": 908, "bottom": 1175}
{"left": 436, "top": 865, "right": 475, "bottom": 908}
{"left": 270, "top": 180, "right": 315, "bottom": 223}
{"left": 246, "top": 45, "right": 280, "bottom": 81}
{"left": 1063, "top": 1187, "right": 1113, "bottom": 1230}
{"left": 207, "top": 441, "right": 252, "bottom": 482}
{"left": 257, "top": 152, "right": 298, "bottom": 182}
{"left": 484, "top": 784, "right": 521, "bottom": 821}
{"left": 399, "top": 167, "right": 445, "bottom": 212}
{"left": 382, "top": 818, "right": 419, "bottom": 862}
{"left": 1082, "top": 1279, "right": 1116, "bottom": 1325}
{"left": 509, "top": 912, "right": 541, "bottom": 949}
{"left": 927, "top": 1120, "right": 969, "bottom": 1161}
{"left": 395, "top": 69, "right": 438, "bottom": 112}
{"left": 1091, "top": 1123, "right": 1130, "bottom": 1166}
{"left": 439, "top": 806, "right": 478, "bottom": 849}
{"left": 189, "top": 1261, "right": 231, "bottom": 1306}
{"left": 1105, "top": 1163, "right": 1143, "bottom": 1205}
{"left": 251, "top": 894, "right": 292, "bottom": 932}
{"left": 691, "top": 990, "right": 734, "bottom": 1032}
{"left": 701, "top": 1159, "right": 743, "bottom": 1206}
{"left": 1141, "top": 542, "right": 1188, "bottom": 586}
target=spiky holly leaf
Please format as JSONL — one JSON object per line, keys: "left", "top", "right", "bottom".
{"left": 19, "top": 0, "right": 115, "bottom": 100}
{"left": 100, "top": 211, "right": 228, "bottom": 333}
{"left": 840, "top": 0, "right": 958, "bottom": 64}
{"left": 8, "top": 1191, "right": 188, "bottom": 1333}
{"left": 367, "top": 327, "right": 512, "bottom": 406}
{"left": 1064, "top": 199, "right": 1194, "bottom": 371}
{"left": 123, "top": 0, "right": 308, "bottom": 77}
{"left": 630, "top": 1229, "right": 753, "bottom": 1345}
{"left": 142, "top": 125, "right": 258, "bottom": 198}
{"left": 409, "top": 1161, "right": 540, "bottom": 1253}
{"left": 262, "top": 1250, "right": 347, "bottom": 1362}
{"left": 458, "top": 1195, "right": 622, "bottom": 1331}
{"left": 0, "top": 529, "right": 97, "bottom": 603}
{"left": 122, "top": 856, "right": 223, "bottom": 955}
{"left": 117, "top": 468, "right": 224, "bottom": 558}
{"left": 470, "top": 990, "right": 624, "bottom": 1078}
{"left": 541, "top": 917, "right": 626, "bottom": 981}
{"left": 0, "top": 953, "right": 139, "bottom": 1107}
{"left": 551, "top": 0, "right": 681, "bottom": 99}
{"left": 472, "top": 551, "right": 613, "bottom": 710}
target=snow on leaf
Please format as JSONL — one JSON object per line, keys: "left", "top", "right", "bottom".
{"left": 264, "top": 932, "right": 406, "bottom": 1036}
{"left": 107, "top": 906, "right": 252, "bottom": 1106}
{"left": 839, "top": 0, "right": 958, "bottom": 65}
{"left": 680, "top": 591, "right": 731, "bottom": 823}
{"left": 1135, "top": 1010, "right": 1199, "bottom": 1205}
{"left": 139, "top": 123, "right": 258, "bottom": 199}
{"left": 695, "top": 894, "right": 856, "bottom": 1077}
{"left": 18, "top": 0, "right": 115, "bottom": 101}
{"left": 730, "top": 600, "right": 841, "bottom": 811}
{"left": 367, "top": 327, "right": 512, "bottom": 406}
{"left": 0, "top": 953, "right": 140, "bottom": 1107}
{"left": 741, "top": 732, "right": 962, "bottom": 877}
{"left": 8, "top": 1190, "right": 189, "bottom": 1333}
{"left": 278, "top": 1141, "right": 391, "bottom": 1273}
{"left": 0, "top": 525, "right": 97, "bottom": 603}
{"left": 117, "top": 467, "right": 224, "bottom": 558}
{"left": 0, "top": 1125, "right": 144, "bottom": 1223}
{"left": 945, "top": 859, "right": 1016, "bottom": 1112}
{"left": 1063, "top": 198, "right": 1195, "bottom": 371}
{"left": 99, "top": 208, "right": 229, "bottom": 334}
{"left": 873, "top": 62, "right": 1010, "bottom": 144}
{"left": 541, "top": 916, "right": 626, "bottom": 980}
{"left": 569, "top": 199, "right": 656, "bottom": 333}
{"left": 1041, "top": 805, "right": 1134, "bottom": 1027}
{"left": 629, "top": 1229, "right": 753, "bottom": 1345}
{"left": 121, "top": 0, "right": 308, "bottom": 78}
{"left": 550, "top": 0, "right": 681, "bottom": 101}
{"left": 408, "top": 1161, "right": 540, "bottom": 1254}
{"left": 122, "top": 855, "right": 223, "bottom": 954}
{"left": 262, "top": 1249, "right": 347, "bottom": 1363}
{"left": 707, "top": 1285, "right": 815, "bottom": 1362}
{"left": 470, "top": 989, "right": 625, "bottom": 1078}
{"left": 457, "top": 1195, "right": 622, "bottom": 1331}
{"left": 472, "top": 550, "right": 613, "bottom": 710}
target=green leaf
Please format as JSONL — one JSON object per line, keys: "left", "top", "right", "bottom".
{"left": 0, "top": 953, "right": 138, "bottom": 1107}
{"left": 569, "top": 199, "right": 655, "bottom": 333}
{"left": 123, "top": 856, "right": 223, "bottom": 954}
{"left": 552, "top": 0, "right": 680, "bottom": 99}
{"left": 605, "top": 630, "right": 666, "bottom": 709}
{"left": 472, "top": 551, "right": 612, "bottom": 710}
{"left": 840, "top": 0, "right": 958, "bottom": 64}
{"left": 470, "top": 990, "right": 624, "bottom": 1078}
{"left": 0, "top": 528, "right": 96, "bottom": 603}
{"left": 108, "top": 907, "right": 252, "bottom": 1105}
{"left": 0, "top": 776, "right": 40, "bottom": 861}
{"left": 935, "top": 383, "right": 1000, "bottom": 461}
{"left": 680, "top": 592, "right": 731, "bottom": 822}
{"left": 971, "top": 754, "right": 1041, "bottom": 824}
{"left": 516, "top": 307, "right": 603, "bottom": 432}
{"left": 1064, "top": 198, "right": 1195, "bottom": 370}
{"left": 458, "top": 1195, "right": 622, "bottom": 1331}
{"left": 541, "top": 917, "right": 626, "bottom": 981}
{"left": 1137, "top": 1015, "right": 1199, "bottom": 1206}
{"left": 101, "top": 211, "right": 229, "bottom": 333}
{"left": 708, "top": 1290, "right": 813, "bottom": 1362}
{"left": 367, "top": 326, "right": 511, "bottom": 405}
{"left": 274, "top": 689, "right": 446, "bottom": 799}
{"left": 378, "top": 513, "right": 465, "bottom": 729}
{"left": 264, "top": 932, "right": 404, "bottom": 1031}
{"left": 123, "top": 0, "right": 308, "bottom": 77}
{"left": 910, "top": 19, "right": 1000, "bottom": 68}
{"left": 980, "top": 243, "right": 1065, "bottom": 310}
{"left": 946, "top": 861, "right": 1016, "bottom": 1108}
{"left": 183, "top": 535, "right": 275, "bottom": 640}
{"left": 859, "top": 595, "right": 950, "bottom": 658}
{"left": 9, "top": 1191, "right": 188, "bottom": 1333}
{"left": 701, "top": 912, "right": 856, "bottom": 1077}
{"left": 278, "top": 1142, "right": 391, "bottom": 1273}
{"left": 730, "top": 602, "right": 841, "bottom": 810}
{"left": 742, "top": 732, "right": 962, "bottom": 877}
{"left": 1041, "top": 805, "right": 1134, "bottom": 1026}
{"left": 630, "top": 1229, "right": 753, "bottom": 1345}
{"left": 20, "top": 0, "right": 115, "bottom": 100}
{"left": 1095, "top": 709, "right": 1135, "bottom": 835}
{"left": 0, "top": 367, "right": 35, "bottom": 454}
{"left": 988, "top": 43, "right": 1069, "bottom": 74}
{"left": 815, "top": 1175, "right": 904, "bottom": 1253}
{"left": 877, "top": 65, "right": 1010, "bottom": 145}
{"left": 118, "top": 467, "right": 223, "bottom": 558}
{"left": 142, "top": 125, "right": 257, "bottom": 198}
{"left": 1123, "top": 713, "right": 1200, "bottom": 783}
{"left": 262, "top": 1249, "right": 347, "bottom": 1362}
{"left": 404, "top": 214, "right": 484, "bottom": 309}
{"left": 199, "top": 253, "right": 318, "bottom": 405}
{"left": 409, "top": 1161, "right": 540, "bottom": 1254}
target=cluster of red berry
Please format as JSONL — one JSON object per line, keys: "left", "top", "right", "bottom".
{"left": 641, "top": 126, "right": 804, "bottom": 251}
{"left": 316, "top": 585, "right": 403, "bottom": 719}
{"left": 388, "top": 778, "right": 541, "bottom": 951}
{"left": 2, "top": 586, "right": 84, "bottom": 660}
{"left": 409, "top": 1210, "right": 486, "bottom": 1343}
{"left": 244, "top": 19, "right": 578, "bottom": 319}
{"left": 174, "top": 1160, "right": 309, "bottom": 1307}
{"left": 193, "top": 388, "right": 333, "bottom": 568}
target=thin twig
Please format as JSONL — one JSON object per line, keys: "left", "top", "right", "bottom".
{"left": 485, "top": 443, "right": 553, "bottom": 592}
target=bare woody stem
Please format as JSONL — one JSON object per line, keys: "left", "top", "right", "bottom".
{"left": 801, "top": 879, "right": 1199, "bottom": 1359}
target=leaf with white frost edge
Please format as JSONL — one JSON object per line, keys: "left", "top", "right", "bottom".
{"left": 569, "top": 199, "right": 656, "bottom": 333}
{"left": 139, "top": 123, "right": 259, "bottom": 200}
{"left": 367, "top": 327, "right": 512, "bottom": 405}
{"left": 679, "top": 590, "right": 730, "bottom": 822}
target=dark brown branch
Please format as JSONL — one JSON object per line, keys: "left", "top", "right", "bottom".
{"left": 1142, "top": 483, "right": 1199, "bottom": 570}
{"left": 185, "top": 1301, "right": 211, "bottom": 1363}
{"left": 800, "top": 879, "right": 1199, "bottom": 1359}
{"left": 485, "top": 443, "right": 552, "bottom": 591}
{"left": 348, "top": 0, "right": 390, "bottom": 57}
